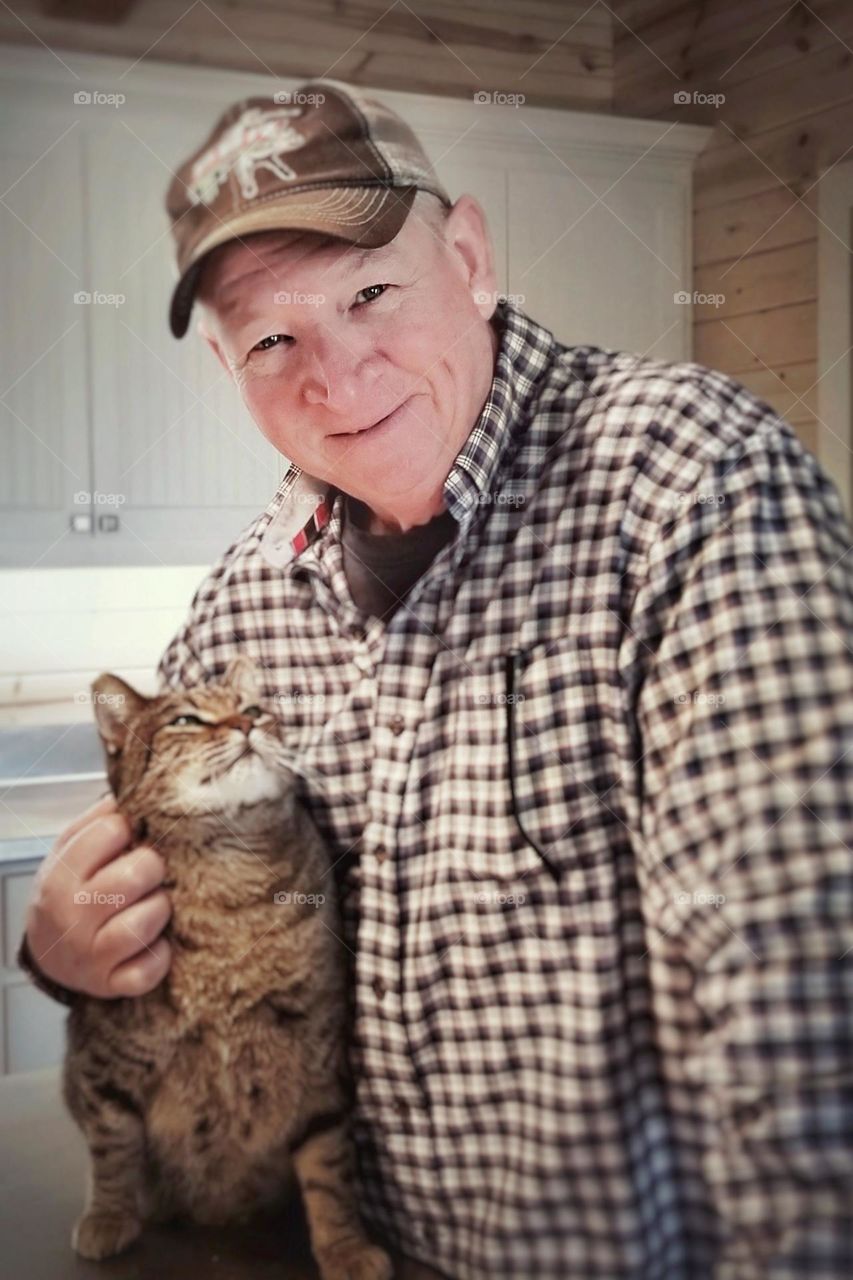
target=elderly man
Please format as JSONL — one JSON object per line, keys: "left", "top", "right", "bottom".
{"left": 19, "top": 79, "right": 853, "bottom": 1279}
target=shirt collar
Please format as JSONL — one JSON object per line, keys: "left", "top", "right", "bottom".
{"left": 258, "top": 298, "right": 556, "bottom": 570}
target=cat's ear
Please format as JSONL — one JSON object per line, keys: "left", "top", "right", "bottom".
{"left": 223, "top": 653, "right": 262, "bottom": 704}
{"left": 90, "top": 673, "right": 148, "bottom": 758}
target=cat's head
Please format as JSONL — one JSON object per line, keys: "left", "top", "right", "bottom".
{"left": 90, "top": 655, "right": 294, "bottom": 822}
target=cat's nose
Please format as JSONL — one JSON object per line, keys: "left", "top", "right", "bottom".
{"left": 221, "top": 713, "right": 255, "bottom": 736}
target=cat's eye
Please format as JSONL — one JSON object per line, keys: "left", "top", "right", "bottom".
{"left": 242, "top": 705, "right": 263, "bottom": 719}
{"left": 169, "top": 713, "right": 204, "bottom": 727}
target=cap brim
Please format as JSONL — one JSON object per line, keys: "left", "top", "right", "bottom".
{"left": 169, "top": 183, "right": 417, "bottom": 339}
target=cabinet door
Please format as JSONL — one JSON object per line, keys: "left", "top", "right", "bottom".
{"left": 84, "top": 110, "right": 286, "bottom": 567}
{"left": 0, "top": 113, "right": 92, "bottom": 568}
{"left": 2, "top": 864, "right": 67, "bottom": 1074}
{"left": 508, "top": 166, "right": 690, "bottom": 361}
{"left": 4, "top": 982, "right": 67, "bottom": 1073}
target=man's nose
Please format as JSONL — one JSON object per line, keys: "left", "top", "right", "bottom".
{"left": 300, "top": 336, "right": 375, "bottom": 410}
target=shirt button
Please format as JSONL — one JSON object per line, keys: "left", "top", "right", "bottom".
{"left": 388, "top": 714, "right": 405, "bottom": 735}
{"left": 372, "top": 976, "right": 387, "bottom": 1000}
{"left": 374, "top": 844, "right": 388, "bottom": 863}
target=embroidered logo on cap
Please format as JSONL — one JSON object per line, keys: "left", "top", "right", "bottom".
{"left": 189, "top": 106, "right": 308, "bottom": 206}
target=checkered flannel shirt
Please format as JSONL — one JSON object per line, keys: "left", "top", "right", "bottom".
{"left": 155, "top": 299, "right": 853, "bottom": 1279}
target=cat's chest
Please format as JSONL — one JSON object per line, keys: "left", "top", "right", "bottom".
{"left": 164, "top": 896, "right": 308, "bottom": 1026}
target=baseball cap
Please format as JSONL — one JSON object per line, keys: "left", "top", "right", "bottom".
{"left": 165, "top": 77, "right": 452, "bottom": 339}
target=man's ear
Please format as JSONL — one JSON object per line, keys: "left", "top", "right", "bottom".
{"left": 442, "top": 194, "right": 497, "bottom": 321}
{"left": 196, "top": 312, "right": 232, "bottom": 378}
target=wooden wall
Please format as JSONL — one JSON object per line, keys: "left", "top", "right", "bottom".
{"left": 0, "top": 0, "right": 612, "bottom": 111}
{"left": 613, "top": 0, "right": 853, "bottom": 456}
{"left": 4, "top": 1, "right": 850, "bottom": 456}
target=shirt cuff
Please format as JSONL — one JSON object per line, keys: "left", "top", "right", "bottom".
{"left": 16, "top": 931, "right": 80, "bottom": 1008}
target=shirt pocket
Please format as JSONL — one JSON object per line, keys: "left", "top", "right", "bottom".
{"left": 434, "top": 637, "right": 621, "bottom": 885}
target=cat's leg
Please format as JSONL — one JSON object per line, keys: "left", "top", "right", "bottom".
{"left": 67, "top": 1081, "right": 147, "bottom": 1260}
{"left": 291, "top": 1111, "right": 393, "bottom": 1280}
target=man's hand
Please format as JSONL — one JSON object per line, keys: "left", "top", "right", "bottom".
{"left": 23, "top": 794, "right": 172, "bottom": 999}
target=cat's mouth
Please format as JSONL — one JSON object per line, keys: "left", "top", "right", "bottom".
{"left": 226, "top": 743, "right": 255, "bottom": 771}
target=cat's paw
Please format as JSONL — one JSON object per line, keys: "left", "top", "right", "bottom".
{"left": 71, "top": 1209, "right": 142, "bottom": 1259}
{"left": 316, "top": 1239, "right": 394, "bottom": 1280}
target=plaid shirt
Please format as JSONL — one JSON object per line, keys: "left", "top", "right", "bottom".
{"left": 155, "top": 299, "right": 853, "bottom": 1279}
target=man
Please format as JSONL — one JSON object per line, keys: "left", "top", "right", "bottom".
{"left": 20, "top": 79, "right": 853, "bottom": 1279}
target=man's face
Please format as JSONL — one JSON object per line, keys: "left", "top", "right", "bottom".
{"left": 196, "top": 195, "right": 499, "bottom": 527}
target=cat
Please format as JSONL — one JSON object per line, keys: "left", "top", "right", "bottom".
{"left": 63, "top": 653, "right": 392, "bottom": 1280}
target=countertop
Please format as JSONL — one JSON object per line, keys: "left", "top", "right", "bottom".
{"left": 0, "top": 722, "right": 106, "bottom": 846}
{"left": 0, "top": 1067, "right": 442, "bottom": 1279}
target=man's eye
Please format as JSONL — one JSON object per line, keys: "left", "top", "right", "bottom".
{"left": 356, "top": 284, "right": 388, "bottom": 305}
{"left": 169, "top": 713, "right": 204, "bottom": 727}
{"left": 252, "top": 333, "right": 291, "bottom": 353}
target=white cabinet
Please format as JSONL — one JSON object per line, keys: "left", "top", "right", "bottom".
{"left": 0, "top": 47, "right": 710, "bottom": 570}
{"left": 1, "top": 860, "right": 67, "bottom": 1075}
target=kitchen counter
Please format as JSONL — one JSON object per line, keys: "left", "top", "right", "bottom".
{"left": 0, "top": 722, "right": 106, "bottom": 844}
{"left": 0, "top": 1067, "right": 444, "bottom": 1279}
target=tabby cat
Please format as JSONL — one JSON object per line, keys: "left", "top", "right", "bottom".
{"left": 63, "top": 653, "right": 391, "bottom": 1280}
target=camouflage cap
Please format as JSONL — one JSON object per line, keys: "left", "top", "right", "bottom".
{"left": 165, "top": 78, "right": 452, "bottom": 338}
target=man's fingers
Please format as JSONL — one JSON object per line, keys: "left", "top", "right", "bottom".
{"left": 96, "top": 845, "right": 167, "bottom": 908}
{"left": 106, "top": 934, "right": 172, "bottom": 998}
{"left": 55, "top": 811, "right": 135, "bottom": 882}
{"left": 53, "top": 793, "right": 117, "bottom": 856}
{"left": 91, "top": 889, "right": 172, "bottom": 972}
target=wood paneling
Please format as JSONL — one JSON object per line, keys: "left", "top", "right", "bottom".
{"left": 0, "top": 0, "right": 612, "bottom": 110}
{"left": 613, "top": 0, "right": 850, "bottom": 461}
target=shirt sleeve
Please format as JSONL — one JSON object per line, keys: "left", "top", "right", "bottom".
{"left": 627, "top": 421, "right": 853, "bottom": 1279}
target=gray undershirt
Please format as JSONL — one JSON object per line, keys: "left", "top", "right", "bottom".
{"left": 340, "top": 492, "right": 459, "bottom": 621}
